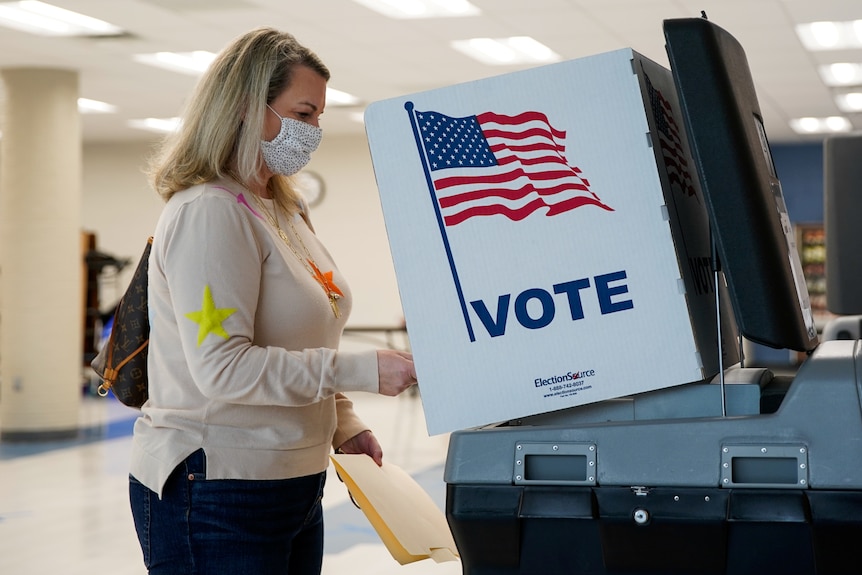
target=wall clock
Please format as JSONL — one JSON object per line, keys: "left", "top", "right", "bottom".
{"left": 294, "top": 170, "right": 326, "bottom": 207}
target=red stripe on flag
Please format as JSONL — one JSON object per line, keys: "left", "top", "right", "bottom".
{"left": 477, "top": 111, "right": 567, "bottom": 140}
{"left": 438, "top": 181, "right": 594, "bottom": 209}
{"left": 443, "top": 195, "right": 613, "bottom": 226}
{"left": 434, "top": 166, "right": 589, "bottom": 190}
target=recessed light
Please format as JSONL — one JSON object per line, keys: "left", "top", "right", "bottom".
{"left": 133, "top": 51, "right": 217, "bottom": 76}
{"left": 0, "top": 1, "right": 123, "bottom": 36}
{"left": 818, "top": 63, "right": 862, "bottom": 87}
{"left": 352, "top": 0, "right": 479, "bottom": 19}
{"left": 128, "top": 117, "right": 181, "bottom": 134}
{"left": 451, "top": 36, "right": 560, "bottom": 65}
{"left": 835, "top": 92, "right": 862, "bottom": 113}
{"left": 790, "top": 116, "right": 852, "bottom": 135}
{"left": 78, "top": 98, "right": 116, "bottom": 114}
{"left": 133, "top": 52, "right": 362, "bottom": 109}
{"left": 326, "top": 88, "right": 360, "bottom": 106}
{"left": 796, "top": 20, "right": 862, "bottom": 50}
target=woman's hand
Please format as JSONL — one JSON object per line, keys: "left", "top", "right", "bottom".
{"left": 336, "top": 430, "right": 383, "bottom": 466}
{"left": 376, "top": 350, "right": 416, "bottom": 397}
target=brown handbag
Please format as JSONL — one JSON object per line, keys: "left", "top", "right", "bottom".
{"left": 91, "top": 237, "right": 152, "bottom": 408}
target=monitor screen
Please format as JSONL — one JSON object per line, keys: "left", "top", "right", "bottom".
{"left": 663, "top": 17, "right": 818, "bottom": 353}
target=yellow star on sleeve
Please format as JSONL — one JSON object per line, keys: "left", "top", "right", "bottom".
{"left": 184, "top": 285, "right": 238, "bottom": 347}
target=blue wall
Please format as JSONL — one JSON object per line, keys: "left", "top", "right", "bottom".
{"left": 772, "top": 142, "right": 824, "bottom": 223}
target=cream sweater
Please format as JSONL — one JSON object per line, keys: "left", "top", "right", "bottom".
{"left": 130, "top": 178, "right": 379, "bottom": 497}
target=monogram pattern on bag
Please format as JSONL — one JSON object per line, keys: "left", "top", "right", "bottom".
{"left": 91, "top": 237, "right": 152, "bottom": 408}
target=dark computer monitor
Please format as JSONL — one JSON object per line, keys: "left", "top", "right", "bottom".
{"left": 824, "top": 134, "right": 862, "bottom": 315}
{"left": 663, "top": 17, "right": 818, "bottom": 353}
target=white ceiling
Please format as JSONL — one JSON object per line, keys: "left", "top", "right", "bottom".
{"left": 0, "top": 0, "right": 860, "bottom": 145}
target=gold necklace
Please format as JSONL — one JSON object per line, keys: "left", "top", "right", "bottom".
{"left": 252, "top": 193, "right": 343, "bottom": 318}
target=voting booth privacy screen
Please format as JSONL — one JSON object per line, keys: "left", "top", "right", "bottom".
{"left": 366, "top": 48, "right": 738, "bottom": 435}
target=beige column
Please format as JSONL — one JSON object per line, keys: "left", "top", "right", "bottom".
{"left": 0, "top": 68, "right": 82, "bottom": 440}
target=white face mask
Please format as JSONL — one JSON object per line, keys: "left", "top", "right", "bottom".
{"left": 260, "top": 105, "right": 323, "bottom": 176}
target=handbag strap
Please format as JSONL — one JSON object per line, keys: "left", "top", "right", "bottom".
{"left": 96, "top": 335, "right": 149, "bottom": 396}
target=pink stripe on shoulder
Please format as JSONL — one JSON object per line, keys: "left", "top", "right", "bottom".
{"left": 212, "top": 185, "right": 263, "bottom": 220}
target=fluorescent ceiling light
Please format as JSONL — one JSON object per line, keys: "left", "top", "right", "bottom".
{"left": 352, "top": 0, "right": 479, "bottom": 19}
{"left": 835, "top": 91, "right": 862, "bottom": 113}
{"left": 128, "top": 117, "right": 181, "bottom": 134}
{"left": 796, "top": 20, "right": 862, "bottom": 50}
{"left": 818, "top": 63, "right": 862, "bottom": 87}
{"left": 0, "top": 0, "right": 123, "bottom": 36}
{"left": 134, "top": 51, "right": 217, "bottom": 75}
{"left": 789, "top": 116, "right": 852, "bottom": 135}
{"left": 78, "top": 98, "right": 116, "bottom": 114}
{"left": 133, "top": 52, "right": 361, "bottom": 107}
{"left": 452, "top": 36, "right": 560, "bottom": 65}
{"left": 326, "top": 88, "right": 360, "bottom": 106}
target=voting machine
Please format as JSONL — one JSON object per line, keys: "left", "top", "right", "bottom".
{"left": 443, "top": 17, "right": 862, "bottom": 575}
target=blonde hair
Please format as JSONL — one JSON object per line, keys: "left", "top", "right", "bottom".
{"left": 147, "top": 27, "right": 329, "bottom": 213}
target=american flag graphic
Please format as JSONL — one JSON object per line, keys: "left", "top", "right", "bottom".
{"left": 413, "top": 108, "right": 613, "bottom": 226}
{"left": 644, "top": 74, "right": 697, "bottom": 199}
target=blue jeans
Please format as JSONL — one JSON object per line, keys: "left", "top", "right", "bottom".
{"left": 129, "top": 449, "right": 326, "bottom": 575}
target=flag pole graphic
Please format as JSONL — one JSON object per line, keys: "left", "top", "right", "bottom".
{"left": 405, "top": 101, "right": 476, "bottom": 342}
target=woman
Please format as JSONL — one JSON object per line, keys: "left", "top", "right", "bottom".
{"left": 128, "top": 27, "right": 417, "bottom": 574}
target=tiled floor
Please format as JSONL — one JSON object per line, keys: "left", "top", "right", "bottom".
{"left": 0, "top": 388, "right": 463, "bottom": 575}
